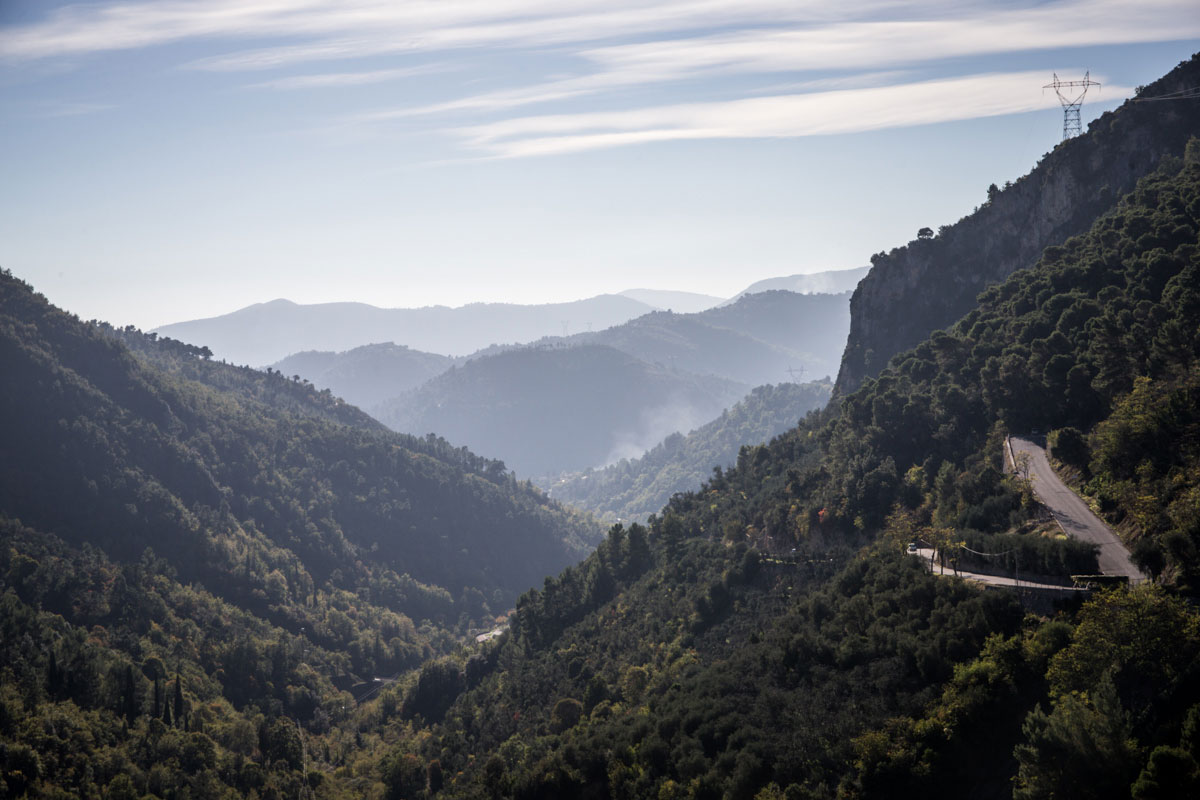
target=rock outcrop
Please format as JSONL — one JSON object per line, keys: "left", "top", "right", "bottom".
{"left": 835, "top": 53, "right": 1200, "bottom": 396}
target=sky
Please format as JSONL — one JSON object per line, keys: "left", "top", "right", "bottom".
{"left": 1, "top": 1, "right": 1197, "bottom": 330}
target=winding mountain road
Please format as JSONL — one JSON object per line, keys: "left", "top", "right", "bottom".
{"left": 1007, "top": 436, "right": 1146, "bottom": 582}
{"left": 912, "top": 548, "right": 1089, "bottom": 592}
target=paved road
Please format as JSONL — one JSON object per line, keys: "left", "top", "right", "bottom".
{"left": 1007, "top": 436, "right": 1146, "bottom": 581}
{"left": 912, "top": 548, "right": 1089, "bottom": 592}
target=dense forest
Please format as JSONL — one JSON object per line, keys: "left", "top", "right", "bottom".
{"left": 365, "top": 147, "right": 1200, "bottom": 798}
{"left": 0, "top": 269, "right": 607, "bottom": 796}
{"left": 550, "top": 381, "right": 832, "bottom": 522}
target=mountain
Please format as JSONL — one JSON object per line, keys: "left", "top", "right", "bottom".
{"left": 724, "top": 265, "right": 869, "bottom": 302}
{"left": 271, "top": 342, "right": 453, "bottom": 410}
{"left": 256, "top": 293, "right": 845, "bottom": 485}
{"left": 151, "top": 294, "right": 656, "bottom": 366}
{"left": 618, "top": 288, "right": 726, "bottom": 313}
{"left": 375, "top": 344, "right": 748, "bottom": 478}
{"left": 835, "top": 53, "right": 1200, "bottom": 397}
{"left": 557, "top": 305, "right": 815, "bottom": 387}
{"left": 549, "top": 380, "right": 832, "bottom": 521}
{"left": 604, "top": 291, "right": 850, "bottom": 383}
{"left": 365, "top": 140, "right": 1200, "bottom": 800}
{"left": 0, "top": 268, "right": 604, "bottom": 621}
{"left": 468, "top": 290, "right": 851, "bottom": 387}
{"left": 696, "top": 289, "right": 850, "bottom": 367}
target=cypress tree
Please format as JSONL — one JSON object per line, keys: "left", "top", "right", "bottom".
{"left": 123, "top": 664, "right": 138, "bottom": 721}
{"left": 46, "top": 650, "right": 61, "bottom": 697}
{"left": 173, "top": 673, "right": 184, "bottom": 724}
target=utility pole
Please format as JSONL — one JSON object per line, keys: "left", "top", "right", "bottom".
{"left": 1044, "top": 72, "right": 1100, "bottom": 140}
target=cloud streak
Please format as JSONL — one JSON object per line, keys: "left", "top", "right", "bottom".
{"left": 457, "top": 71, "right": 1133, "bottom": 157}
{"left": 247, "top": 63, "right": 448, "bottom": 90}
{"left": 0, "top": 0, "right": 903, "bottom": 62}
{"left": 363, "top": 0, "right": 1199, "bottom": 119}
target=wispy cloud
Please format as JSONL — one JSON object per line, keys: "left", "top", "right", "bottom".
{"left": 247, "top": 63, "right": 449, "bottom": 90}
{"left": 36, "top": 100, "right": 117, "bottom": 118}
{"left": 457, "top": 71, "right": 1133, "bottom": 157}
{"left": 3, "top": 0, "right": 1193, "bottom": 72}
{"left": 361, "top": 0, "right": 1199, "bottom": 119}
{"left": 0, "top": 0, "right": 901, "bottom": 63}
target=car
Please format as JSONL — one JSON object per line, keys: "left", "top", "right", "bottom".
{"left": 907, "top": 542, "right": 919, "bottom": 553}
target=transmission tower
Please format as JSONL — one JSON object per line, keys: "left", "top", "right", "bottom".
{"left": 1044, "top": 72, "right": 1100, "bottom": 140}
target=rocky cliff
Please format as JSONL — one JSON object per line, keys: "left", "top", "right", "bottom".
{"left": 834, "top": 53, "right": 1200, "bottom": 396}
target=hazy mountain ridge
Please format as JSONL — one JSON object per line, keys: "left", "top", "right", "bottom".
{"left": 375, "top": 344, "right": 748, "bottom": 478}
{"left": 272, "top": 342, "right": 453, "bottom": 410}
{"left": 152, "top": 293, "right": 657, "bottom": 366}
{"left": 617, "top": 288, "right": 725, "bottom": 313}
{"left": 723, "top": 266, "right": 869, "bottom": 303}
{"left": 835, "top": 53, "right": 1200, "bottom": 397}
{"left": 264, "top": 291, "right": 848, "bottom": 482}
{"left": 549, "top": 380, "right": 833, "bottom": 521}
{"left": 465, "top": 289, "right": 850, "bottom": 386}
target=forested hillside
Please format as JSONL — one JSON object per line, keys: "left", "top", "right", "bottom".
{"left": 551, "top": 381, "right": 831, "bottom": 522}
{"left": 356, "top": 151, "right": 1200, "bottom": 799}
{"left": 0, "top": 272, "right": 601, "bottom": 611}
{"left": 376, "top": 345, "right": 747, "bottom": 478}
{"left": 0, "top": 269, "right": 610, "bottom": 797}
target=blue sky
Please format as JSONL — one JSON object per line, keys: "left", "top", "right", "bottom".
{"left": 1, "top": 1, "right": 1197, "bottom": 329}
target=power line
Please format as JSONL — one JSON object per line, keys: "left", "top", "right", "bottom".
{"left": 958, "top": 543, "right": 1014, "bottom": 558}
{"left": 1133, "top": 85, "right": 1200, "bottom": 102}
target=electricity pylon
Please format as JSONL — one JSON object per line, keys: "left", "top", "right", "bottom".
{"left": 1044, "top": 72, "right": 1100, "bottom": 140}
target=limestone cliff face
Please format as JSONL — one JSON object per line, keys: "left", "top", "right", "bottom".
{"left": 834, "top": 53, "right": 1200, "bottom": 397}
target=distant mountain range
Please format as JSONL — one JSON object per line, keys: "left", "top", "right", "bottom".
{"left": 375, "top": 344, "right": 748, "bottom": 478}
{"left": 617, "top": 288, "right": 725, "bottom": 313}
{"left": 721, "top": 266, "right": 869, "bottom": 305}
{"left": 151, "top": 267, "right": 868, "bottom": 367}
{"left": 268, "top": 291, "right": 851, "bottom": 478}
{"left": 467, "top": 290, "right": 850, "bottom": 387}
{"left": 152, "top": 294, "right": 657, "bottom": 366}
